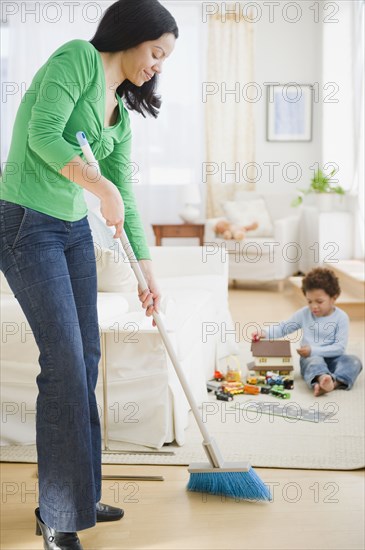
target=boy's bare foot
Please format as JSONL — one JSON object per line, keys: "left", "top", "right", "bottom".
{"left": 319, "top": 374, "right": 335, "bottom": 392}
{"left": 313, "top": 383, "right": 325, "bottom": 396}
{"left": 313, "top": 374, "right": 334, "bottom": 396}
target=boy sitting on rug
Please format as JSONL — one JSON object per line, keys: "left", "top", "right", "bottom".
{"left": 253, "top": 268, "right": 362, "bottom": 396}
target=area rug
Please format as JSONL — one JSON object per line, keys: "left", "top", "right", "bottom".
{"left": 1, "top": 369, "right": 364, "bottom": 470}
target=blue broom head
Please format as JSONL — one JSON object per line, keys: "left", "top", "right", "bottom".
{"left": 187, "top": 467, "right": 272, "bottom": 502}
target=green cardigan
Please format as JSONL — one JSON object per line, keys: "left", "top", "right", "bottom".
{"left": 0, "top": 39, "right": 150, "bottom": 260}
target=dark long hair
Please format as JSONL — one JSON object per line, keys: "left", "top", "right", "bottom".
{"left": 90, "top": 0, "right": 179, "bottom": 118}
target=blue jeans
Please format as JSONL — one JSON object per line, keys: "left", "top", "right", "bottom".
{"left": 300, "top": 354, "right": 362, "bottom": 390}
{"left": 0, "top": 200, "right": 101, "bottom": 532}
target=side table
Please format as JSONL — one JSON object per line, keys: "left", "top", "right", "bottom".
{"left": 152, "top": 223, "right": 205, "bottom": 246}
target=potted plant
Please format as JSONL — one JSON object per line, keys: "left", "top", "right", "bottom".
{"left": 291, "top": 167, "right": 346, "bottom": 211}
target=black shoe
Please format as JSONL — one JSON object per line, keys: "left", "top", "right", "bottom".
{"left": 96, "top": 502, "right": 124, "bottom": 522}
{"left": 35, "top": 508, "right": 83, "bottom": 550}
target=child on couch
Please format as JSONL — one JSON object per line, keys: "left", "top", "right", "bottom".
{"left": 253, "top": 267, "right": 362, "bottom": 396}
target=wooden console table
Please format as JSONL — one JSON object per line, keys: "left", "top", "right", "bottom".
{"left": 152, "top": 223, "right": 205, "bottom": 246}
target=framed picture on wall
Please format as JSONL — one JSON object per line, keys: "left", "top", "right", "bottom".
{"left": 266, "top": 84, "right": 313, "bottom": 142}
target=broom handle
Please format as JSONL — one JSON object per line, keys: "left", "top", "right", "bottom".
{"left": 76, "top": 132, "right": 220, "bottom": 467}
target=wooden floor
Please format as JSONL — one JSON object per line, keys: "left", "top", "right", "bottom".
{"left": 1, "top": 284, "right": 364, "bottom": 550}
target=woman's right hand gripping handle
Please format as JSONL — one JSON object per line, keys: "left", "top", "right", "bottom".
{"left": 59, "top": 155, "right": 125, "bottom": 239}
{"left": 100, "top": 182, "right": 125, "bottom": 240}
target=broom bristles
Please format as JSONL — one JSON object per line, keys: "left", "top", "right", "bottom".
{"left": 187, "top": 467, "right": 271, "bottom": 501}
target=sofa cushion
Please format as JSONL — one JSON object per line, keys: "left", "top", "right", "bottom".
{"left": 234, "top": 191, "right": 298, "bottom": 221}
{"left": 1, "top": 273, "right": 13, "bottom": 295}
{"left": 1, "top": 296, "right": 40, "bottom": 384}
{"left": 97, "top": 292, "right": 129, "bottom": 326}
{"left": 159, "top": 275, "right": 227, "bottom": 319}
{"left": 158, "top": 276, "right": 239, "bottom": 365}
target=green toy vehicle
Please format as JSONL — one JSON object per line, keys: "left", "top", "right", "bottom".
{"left": 270, "top": 385, "right": 290, "bottom": 399}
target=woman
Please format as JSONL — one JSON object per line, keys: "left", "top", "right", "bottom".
{"left": 0, "top": 0, "right": 178, "bottom": 548}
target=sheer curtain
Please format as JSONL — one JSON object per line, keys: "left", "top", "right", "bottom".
{"left": 322, "top": 0, "right": 364, "bottom": 258}
{"left": 351, "top": 0, "right": 365, "bottom": 257}
{"left": 205, "top": 5, "right": 255, "bottom": 218}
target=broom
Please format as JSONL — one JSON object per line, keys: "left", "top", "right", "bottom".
{"left": 76, "top": 131, "right": 271, "bottom": 502}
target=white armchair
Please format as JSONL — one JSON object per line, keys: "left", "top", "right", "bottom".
{"left": 204, "top": 192, "right": 301, "bottom": 289}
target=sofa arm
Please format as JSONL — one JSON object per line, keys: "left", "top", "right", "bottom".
{"left": 274, "top": 215, "right": 300, "bottom": 245}
{"left": 273, "top": 216, "right": 301, "bottom": 277}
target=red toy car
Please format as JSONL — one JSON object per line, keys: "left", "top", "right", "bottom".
{"left": 213, "top": 370, "right": 224, "bottom": 382}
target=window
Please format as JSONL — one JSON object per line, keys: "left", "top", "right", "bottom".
{"left": 129, "top": 3, "right": 206, "bottom": 185}
{"left": 259, "top": 358, "right": 267, "bottom": 363}
{"left": 1, "top": 2, "right": 206, "bottom": 190}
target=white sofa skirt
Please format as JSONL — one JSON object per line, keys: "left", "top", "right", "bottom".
{"left": 1, "top": 279, "right": 226, "bottom": 448}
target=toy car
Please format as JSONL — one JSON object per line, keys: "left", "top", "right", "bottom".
{"left": 207, "top": 380, "right": 223, "bottom": 392}
{"left": 266, "top": 374, "right": 284, "bottom": 386}
{"left": 283, "top": 378, "right": 294, "bottom": 389}
{"left": 247, "top": 375, "right": 266, "bottom": 386}
{"left": 222, "top": 382, "right": 245, "bottom": 395}
{"left": 216, "top": 391, "right": 233, "bottom": 402}
{"left": 213, "top": 370, "right": 224, "bottom": 382}
{"left": 243, "top": 384, "right": 260, "bottom": 395}
{"left": 270, "top": 385, "right": 290, "bottom": 399}
{"left": 260, "top": 386, "right": 271, "bottom": 394}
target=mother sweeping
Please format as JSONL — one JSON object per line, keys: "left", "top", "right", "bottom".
{"left": 0, "top": 1, "right": 178, "bottom": 548}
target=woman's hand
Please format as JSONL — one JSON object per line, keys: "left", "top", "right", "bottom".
{"left": 138, "top": 260, "right": 161, "bottom": 327}
{"left": 99, "top": 182, "right": 125, "bottom": 239}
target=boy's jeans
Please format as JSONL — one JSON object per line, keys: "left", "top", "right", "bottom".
{"left": 0, "top": 200, "right": 101, "bottom": 532}
{"left": 300, "top": 354, "right": 362, "bottom": 390}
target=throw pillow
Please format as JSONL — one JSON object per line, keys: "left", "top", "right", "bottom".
{"left": 95, "top": 246, "right": 138, "bottom": 293}
{"left": 222, "top": 198, "right": 274, "bottom": 237}
{"left": 88, "top": 209, "right": 138, "bottom": 293}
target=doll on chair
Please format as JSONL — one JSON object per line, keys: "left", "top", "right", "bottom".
{"left": 214, "top": 219, "right": 259, "bottom": 240}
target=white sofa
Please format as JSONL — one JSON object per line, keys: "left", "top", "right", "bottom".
{"left": 204, "top": 192, "right": 301, "bottom": 288}
{"left": 1, "top": 216, "right": 239, "bottom": 449}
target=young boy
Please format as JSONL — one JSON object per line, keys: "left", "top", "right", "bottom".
{"left": 253, "top": 268, "right": 362, "bottom": 396}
